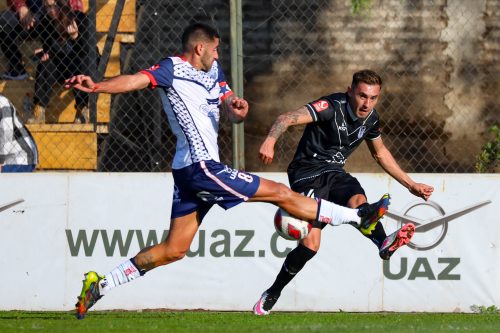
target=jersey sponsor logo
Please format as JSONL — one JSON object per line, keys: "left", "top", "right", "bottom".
{"left": 173, "top": 185, "right": 181, "bottom": 203}
{"left": 358, "top": 126, "right": 366, "bottom": 138}
{"left": 200, "top": 104, "right": 220, "bottom": 121}
{"left": 312, "top": 100, "right": 329, "bottom": 112}
{"left": 216, "top": 165, "right": 255, "bottom": 183}
{"left": 197, "top": 191, "right": 224, "bottom": 202}
{"left": 325, "top": 152, "right": 346, "bottom": 165}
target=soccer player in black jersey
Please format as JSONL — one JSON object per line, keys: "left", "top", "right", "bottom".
{"left": 253, "top": 69, "right": 434, "bottom": 315}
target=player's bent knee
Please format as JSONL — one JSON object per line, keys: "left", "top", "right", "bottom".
{"left": 301, "top": 238, "right": 320, "bottom": 252}
{"left": 309, "top": 242, "right": 321, "bottom": 252}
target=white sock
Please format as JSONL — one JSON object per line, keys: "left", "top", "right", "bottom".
{"left": 99, "top": 259, "right": 142, "bottom": 295}
{"left": 317, "top": 199, "right": 360, "bottom": 226}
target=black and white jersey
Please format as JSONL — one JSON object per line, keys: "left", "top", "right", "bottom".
{"left": 288, "top": 92, "right": 381, "bottom": 186}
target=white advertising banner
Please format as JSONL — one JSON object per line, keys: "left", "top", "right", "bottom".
{"left": 0, "top": 173, "right": 498, "bottom": 312}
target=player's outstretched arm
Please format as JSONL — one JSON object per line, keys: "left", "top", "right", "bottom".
{"left": 259, "top": 106, "right": 313, "bottom": 165}
{"left": 64, "top": 72, "right": 151, "bottom": 94}
{"left": 366, "top": 138, "right": 434, "bottom": 200}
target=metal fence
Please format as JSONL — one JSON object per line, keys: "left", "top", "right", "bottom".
{"left": 0, "top": 0, "right": 498, "bottom": 173}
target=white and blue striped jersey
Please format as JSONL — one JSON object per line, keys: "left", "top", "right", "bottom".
{"left": 141, "top": 56, "right": 233, "bottom": 169}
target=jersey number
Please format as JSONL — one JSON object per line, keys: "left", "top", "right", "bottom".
{"left": 237, "top": 172, "right": 253, "bottom": 183}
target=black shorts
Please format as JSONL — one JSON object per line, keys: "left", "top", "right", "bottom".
{"left": 291, "top": 171, "right": 366, "bottom": 229}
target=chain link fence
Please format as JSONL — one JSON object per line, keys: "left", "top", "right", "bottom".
{"left": 0, "top": 0, "right": 498, "bottom": 173}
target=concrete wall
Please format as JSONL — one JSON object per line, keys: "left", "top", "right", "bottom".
{"left": 1, "top": 172, "right": 498, "bottom": 311}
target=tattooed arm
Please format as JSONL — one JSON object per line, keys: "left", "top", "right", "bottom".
{"left": 259, "top": 106, "right": 314, "bottom": 165}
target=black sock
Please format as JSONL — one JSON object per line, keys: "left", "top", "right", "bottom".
{"left": 357, "top": 203, "right": 387, "bottom": 248}
{"left": 267, "top": 244, "right": 317, "bottom": 295}
{"left": 369, "top": 222, "right": 387, "bottom": 248}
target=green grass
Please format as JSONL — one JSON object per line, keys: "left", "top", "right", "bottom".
{"left": 0, "top": 311, "right": 499, "bottom": 333}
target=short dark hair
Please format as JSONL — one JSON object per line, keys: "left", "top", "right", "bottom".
{"left": 351, "top": 69, "right": 383, "bottom": 89}
{"left": 181, "top": 23, "right": 220, "bottom": 52}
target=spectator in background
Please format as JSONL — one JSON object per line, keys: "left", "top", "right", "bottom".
{"left": 0, "top": 0, "right": 43, "bottom": 80}
{"left": 0, "top": 93, "right": 38, "bottom": 172}
{"left": 0, "top": 0, "right": 84, "bottom": 81}
{"left": 28, "top": 0, "right": 91, "bottom": 124}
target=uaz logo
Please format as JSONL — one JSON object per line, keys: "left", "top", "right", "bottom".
{"left": 383, "top": 199, "right": 491, "bottom": 280}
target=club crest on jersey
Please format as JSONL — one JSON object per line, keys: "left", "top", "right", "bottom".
{"left": 206, "top": 98, "right": 219, "bottom": 105}
{"left": 312, "top": 100, "right": 328, "bottom": 112}
{"left": 358, "top": 126, "right": 366, "bottom": 138}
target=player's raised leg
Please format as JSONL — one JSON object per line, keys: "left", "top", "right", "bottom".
{"left": 358, "top": 193, "right": 391, "bottom": 235}
{"left": 249, "top": 178, "right": 389, "bottom": 227}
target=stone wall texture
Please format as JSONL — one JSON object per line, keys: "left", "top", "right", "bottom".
{"left": 3, "top": 0, "right": 497, "bottom": 172}
{"left": 241, "top": 0, "right": 500, "bottom": 172}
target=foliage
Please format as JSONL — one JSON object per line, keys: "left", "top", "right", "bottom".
{"left": 475, "top": 124, "right": 500, "bottom": 173}
{"left": 471, "top": 305, "right": 500, "bottom": 314}
{"left": 351, "top": 0, "right": 373, "bottom": 15}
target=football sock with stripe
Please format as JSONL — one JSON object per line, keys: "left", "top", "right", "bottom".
{"left": 317, "top": 198, "right": 360, "bottom": 225}
{"left": 99, "top": 258, "right": 144, "bottom": 295}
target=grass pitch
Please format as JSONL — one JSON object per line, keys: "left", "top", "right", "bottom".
{"left": 0, "top": 311, "right": 499, "bottom": 333}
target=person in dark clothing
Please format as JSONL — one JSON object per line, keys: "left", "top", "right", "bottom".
{"left": 0, "top": 0, "right": 43, "bottom": 80}
{"left": 253, "top": 69, "right": 434, "bottom": 315}
{"left": 28, "top": 0, "right": 91, "bottom": 123}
